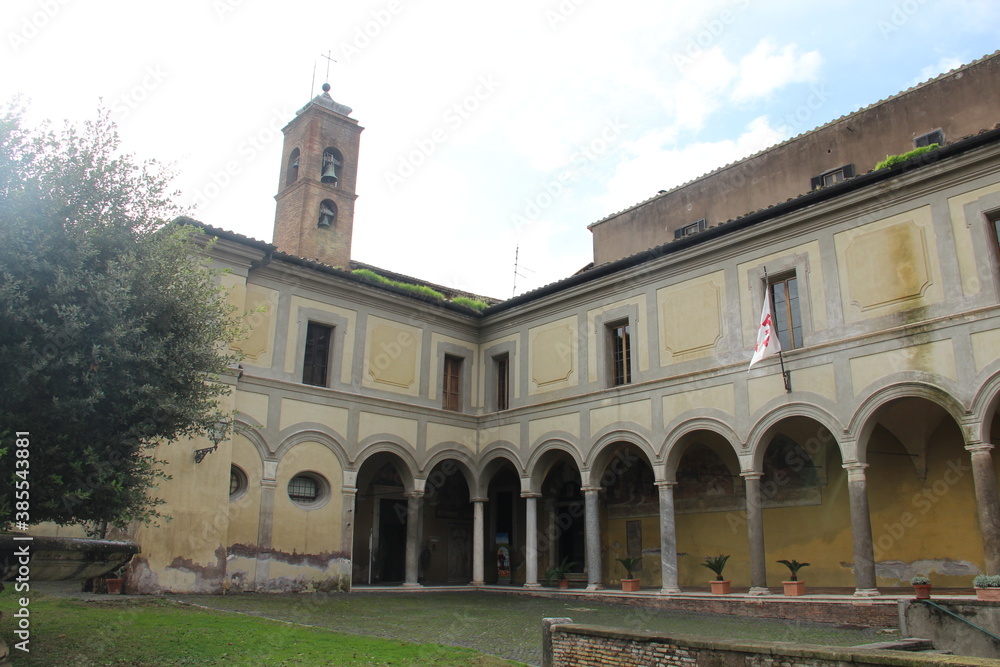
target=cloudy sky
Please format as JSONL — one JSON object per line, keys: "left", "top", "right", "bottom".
{"left": 4, "top": 0, "right": 999, "bottom": 298}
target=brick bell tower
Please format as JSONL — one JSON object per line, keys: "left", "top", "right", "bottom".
{"left": 272, "top": 83, "right": 363, "bottom": 268}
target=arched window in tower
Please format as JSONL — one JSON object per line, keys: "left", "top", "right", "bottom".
{"left": 318, "top": 200, "right": 337, "bottom": 229}
{"left": 321, "top": 148, "right": 343, "bottom": 186}
{"left": 286, "top": 148, "right": 300, "bottom": 187}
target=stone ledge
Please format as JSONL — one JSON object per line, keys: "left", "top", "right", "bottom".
{"left": 550, "top": 623, "right": 1000, "bottom": 666}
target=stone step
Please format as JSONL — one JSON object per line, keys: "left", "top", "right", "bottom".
{"left": 854, "top": 638, "right": 935, "bottom": 652}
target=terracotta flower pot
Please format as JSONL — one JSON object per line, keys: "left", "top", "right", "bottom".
{"left": 912, "top": 584, "right": 931, "bottom": 600}
{"left": 621, "top": 578, "right": 640, "bottom": 592}
{"left": 782, "top": 580, "right": 806, "bottom": 596}
{"left": 105, "top": 578, "right": 124, "bottom": 595}
{"left": 976, "top": 587, "right": 1000, "bottom": 602}
{"left": 709, "top": 580, "right": 731, "bottom": 595}
{"left": 558, "top": 579, "right": 569, "bottom": 590}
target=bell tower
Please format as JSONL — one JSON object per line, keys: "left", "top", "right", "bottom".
{"left": 272, "top": 83, "right": 363, "bottom": 268}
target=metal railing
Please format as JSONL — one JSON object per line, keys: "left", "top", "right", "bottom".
{"left": 920, "top": 599, "right": 1000, "bottom": 644}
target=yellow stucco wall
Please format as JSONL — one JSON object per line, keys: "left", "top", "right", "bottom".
{"left": 271, "top": 441, "right": 344, "bottom": 555}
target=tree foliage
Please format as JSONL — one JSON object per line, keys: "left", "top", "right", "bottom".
{"left": 0, "top": 102, "right": 243, "bottom": 529}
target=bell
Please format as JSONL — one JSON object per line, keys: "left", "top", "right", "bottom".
{"left": 321, "top": 163, "right": 339, "bottom": 184}
{"left": 318, "top": 214, "right": 333, "bottom": 229}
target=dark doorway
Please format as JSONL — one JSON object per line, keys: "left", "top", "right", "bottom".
{"left": 376, "top": 498, "right": 406, "bottom": 583}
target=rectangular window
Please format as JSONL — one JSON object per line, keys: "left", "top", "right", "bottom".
{"left": 674, "top": 219, "right": 707, "bottom": 239}
{"left": 608, "top": 321, "right": 632, "bottom": 386}
{"left": 302, "top": 322, "right": 333, "bottom": 386}
{"left": 770, "top": 276, "right": 802, "bottom": 350}
{"left": 915, "top": 129, "right": 943, "bottom": 148}
{"left": 443, "top": 354, "right": 462, "bottom": 411}
{"left": 810, "top": 164, "right": 855, "bottom": 190}
{"left": 495, "top": 354, "right": 509, "bottom": 411}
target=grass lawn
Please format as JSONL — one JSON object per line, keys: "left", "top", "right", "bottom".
{"left": 0, "top": 587, "right": 523, "bottom": 666}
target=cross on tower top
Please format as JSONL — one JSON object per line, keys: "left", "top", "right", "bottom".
{"left": 321, "top": 50, "right": 337, "bottom": 85}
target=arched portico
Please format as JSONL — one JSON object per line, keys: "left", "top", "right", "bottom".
{"left": 528, "top": 445, "right": 586, "bottom": 588}
{"left": 589, "top": 437, "right": 658, "bottom": 591}
{"left": 351, "top": 450, "right": 419, "bottom": 587}
{"left": 850, "top": 390, "right": 988, "bottom": 589}
{"left": 665, "top": 427, "right": 745, "bottom": 590}
{"left": 419, "top": 457, "right": 476, "bottom": 584}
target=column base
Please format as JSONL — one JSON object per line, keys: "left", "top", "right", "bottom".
{"left": 523, "top": 582, "right": 542, "bottom": 589}
{"left": 585, "top": 583, "right": 604, "bottom": 591}
{"left": 470, "top": 581, "right": 484, "bottom": 587}
{"left": 400, "top": 582, "right": 423, "bottom": 589}
{"left": 659, "top": 587, "right": 682, "bottom": 595}
{"left": 853, "top": 588, "right": 880, "bottom": 597}
{"left": 747, "top": 587, "right": 771, "bottom": 596}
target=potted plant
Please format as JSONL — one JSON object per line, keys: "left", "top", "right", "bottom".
{"left": 973, "top": 574, "right": 1000, "bottom": 601}
{"left": 104, "top": 568, "right": 124, "bottom": 595}
{"left": 545, "top": 558, "right": 577, "bottom": 590}
{"left": 616, "top": 557, "right": 642, "bottom": 592}
{"left": 777, "top": 559, "right": 810, "bottom": 596}
{"left": 910, "top": 575, "right": 931, "bottom": 600}
{"left": 702, "top": 554, "right": 731, "bottom": 594}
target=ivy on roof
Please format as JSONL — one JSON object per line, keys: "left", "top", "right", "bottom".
{"left": 874, "top": 143, "right": 939, "bottom": 171}
{"left": 351, "top": 269, "right": 489, "bottom": 311}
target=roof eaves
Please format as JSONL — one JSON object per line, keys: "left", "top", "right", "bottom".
{"left": 490, "top": 125, "right": 1000, "bottom": 315}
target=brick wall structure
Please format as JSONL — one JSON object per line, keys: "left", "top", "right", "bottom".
{"left": 543, "top": 620, "right": 999, "bottom": 667}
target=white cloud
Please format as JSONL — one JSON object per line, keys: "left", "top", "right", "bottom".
{"left": 731, "top": 39, "right": 823, "bottom": 103}
{"left": 601, "top": 115, "right": 787, "bottom": 215}
{"left": 913, "top": 56, "right": 966, "bottom": 86}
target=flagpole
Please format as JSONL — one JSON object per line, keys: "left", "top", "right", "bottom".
{"left": 762, "top": 267, "right": 792, "bottom": 393}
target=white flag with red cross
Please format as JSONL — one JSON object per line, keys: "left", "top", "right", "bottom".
{"left": 749, "top": 293, "right": 781, "bottom": 369}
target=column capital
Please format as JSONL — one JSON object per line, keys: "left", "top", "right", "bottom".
{"left": 341, "top": 487, "right": 358, "bottom": 497}
{"left": 405, "top": 490, "right": 425, "bottom": 499}
{"left": 842, "top": 461, "right": 869, "bottom": 481}
{"left": 470, "top": 497, "right": 489, "bottom": 504}
{"left": 521, "top": 492, "right": 542, "bottom": 499}
{"left": 966, "top": 442, "right": 995, "bottom": 455}
{"left": 740, "top": 471, "right": 764, "bottom": 481}
{"left": 655, "top": 480, "right": 677, "bottom": 489}
{"left": 581, "top": 486, "right": 602, "bottom": 494}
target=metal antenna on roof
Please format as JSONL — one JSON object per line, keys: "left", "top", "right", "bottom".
{"left": 512, "top": 246, "right": 518, "bottom": 297}
{"left": 512, "top": 245, "right": 534, "bottom": 297}
{"left": 310, "top": 61, "right": 316, "bottom": 98}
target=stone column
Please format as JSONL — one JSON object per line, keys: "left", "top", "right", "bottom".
{"left": 656, "top": 481, "right": 681, "bottom": 594}
{"left": 524, "top": 493, "right": 541, "bottom": 588}
{"left": 584, "top": 487, "right": 603, "bottom": 590}
{"left": 545, "top": 498, "right": 558, "bottom": 571}
{"left": 471, "top": 497, "right": 487, "bottom": 586}
{"left": 843, "top": 462, "right": 878, "bottom": 596}
{"left": 967, "top": 443, "right": 1000, "bottom": 574}
{"left": 403, "top": 491, "right": 424, "bottom": 588}
{"left": 742, "top": 472, "right": 769, "bottom": 595}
